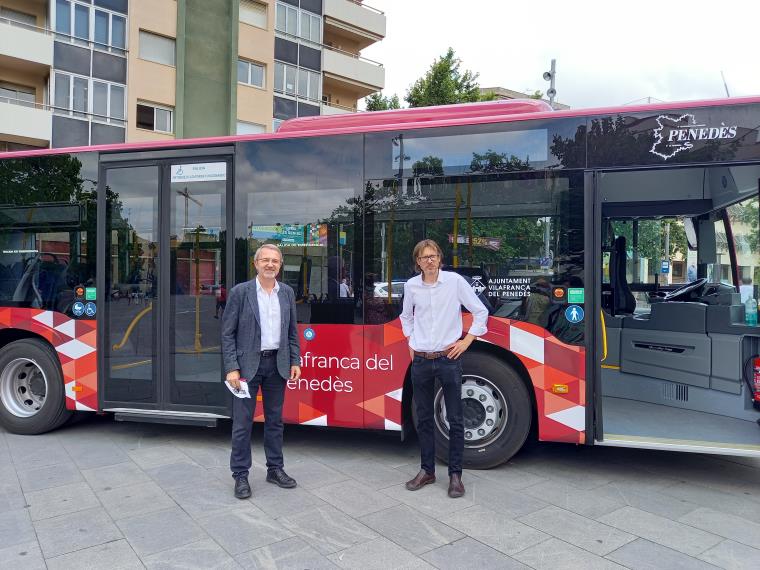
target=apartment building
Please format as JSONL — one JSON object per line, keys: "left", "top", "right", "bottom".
{"left": 0, "top": 0, "right": 385, "bottom": 150}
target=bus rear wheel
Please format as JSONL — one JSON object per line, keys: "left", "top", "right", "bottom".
{"left": 431, "top": 352, "right": 532, "bottom": 469}
{"left": 0, "top": 339, "right": 70, "bottom": 435}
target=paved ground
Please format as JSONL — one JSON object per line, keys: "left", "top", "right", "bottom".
{"left": 3, "top": 417, "right": 760, "bottom": 569}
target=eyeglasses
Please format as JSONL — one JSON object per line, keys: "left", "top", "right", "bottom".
{"left": 417, "top": 255, "right": 439, "bottom": 262}
{"left": 257, "top": 258, "right": 281, "bottom": 265}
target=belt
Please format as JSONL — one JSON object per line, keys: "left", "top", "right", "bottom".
{"left": 414, "top": 350, "right": 448, "bottom": 360}
{"left": 260, "top": 349, "right": 278, "bottom": 357}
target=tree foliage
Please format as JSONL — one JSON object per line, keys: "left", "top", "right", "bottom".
{"left": 405, "top": 48, "right": 489, "bottom": 108}
{"left": 365, "top": 92, "right": 401, "bottom": 111}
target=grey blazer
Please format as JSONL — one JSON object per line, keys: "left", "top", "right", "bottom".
{"left": 221, "top": 279, "right": 301, "bottom": 381}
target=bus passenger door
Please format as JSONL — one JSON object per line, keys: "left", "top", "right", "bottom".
{"left": 99, "top": 152, "right": 233, "bottom": 419}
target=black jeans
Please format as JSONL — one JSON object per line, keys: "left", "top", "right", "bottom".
{"left": 411, "top": 355, "right": 464, "bottom": 476}
{"left": 230, "top": 354, "right": 286, "bottom": 478}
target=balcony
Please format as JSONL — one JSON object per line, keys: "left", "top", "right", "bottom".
{"left": 321, "top": 101, "right": 355, "bottom": 116}
{"left": 0, "top": 99, "right": 52, "bottom": 146}
{"left": 323, "top": 0, "right": 385, "bottom": 50}
{"left": 322, "top": 46, "right": 384, "bottom": 98}
{"left": 0, "top": 16, "right": 53, "bottom": 72}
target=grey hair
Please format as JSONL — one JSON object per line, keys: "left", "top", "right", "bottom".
{"left": 254, "top": 243, "right": 283, "bottom": 262}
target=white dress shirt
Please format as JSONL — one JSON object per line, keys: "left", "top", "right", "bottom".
{"left": 256, "top": 277, "right": 281, "bottom": 350}
{"left": 400, "top": 270, "right": 488, "bottom": 352}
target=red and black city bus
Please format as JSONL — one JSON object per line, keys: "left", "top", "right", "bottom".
{"left": 2, "top": 95, "right": 760, "bottom": 468}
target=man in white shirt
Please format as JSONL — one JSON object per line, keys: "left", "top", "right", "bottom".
{"left": 222, "top": 244, "right": 301, "bottom": 499}
{"left": 400, "top": 239, "right": 488, "bottom": 498}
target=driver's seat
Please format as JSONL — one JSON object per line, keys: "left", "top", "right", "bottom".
{"left": 610, "top": 236, "right": 636, "bottom": 315}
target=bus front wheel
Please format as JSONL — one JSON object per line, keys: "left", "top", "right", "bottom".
{"left": 0, "top": 339, "right": 71, "bottom": 435}
{"left": 427, "top": 352, "right": 532, "bottom": 469}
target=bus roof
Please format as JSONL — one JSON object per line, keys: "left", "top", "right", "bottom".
{"left": 1, "top": 95, "right": 759, "bottom": 161}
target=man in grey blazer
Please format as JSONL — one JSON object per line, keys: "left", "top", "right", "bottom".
{"left": 222, "top": 243, "right": 301, "bottom": 499}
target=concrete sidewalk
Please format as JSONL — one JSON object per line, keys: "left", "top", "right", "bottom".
{"left": 2, "top": 416, "right": 760, "bottom": 569}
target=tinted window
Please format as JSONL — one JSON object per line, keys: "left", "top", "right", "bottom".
{"left": 235, "top": 136, "right": 363, "bottom": 324}
{"left": 0, "top": 154, "right": 98, "bottom": 317}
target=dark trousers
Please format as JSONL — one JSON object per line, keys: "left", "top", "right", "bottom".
{"left": 230, "top": 354, "right": 286, "bottom": 478}
{"left": 411, "top": 355, "right": 464, "bottom": 476}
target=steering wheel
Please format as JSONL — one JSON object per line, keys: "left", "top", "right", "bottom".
{"left": 661, "top": 278, "right": 708, "bottom": 302}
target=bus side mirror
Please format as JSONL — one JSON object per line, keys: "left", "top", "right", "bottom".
{"left": 698, "top": 219, "right": 717, "bottom": 265}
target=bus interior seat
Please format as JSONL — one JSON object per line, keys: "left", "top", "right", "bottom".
{"left": 609, "top": 236, "right": 636, "bottom": 315}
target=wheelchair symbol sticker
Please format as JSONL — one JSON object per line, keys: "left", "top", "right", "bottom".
{"left": 304, "top": 328, "right": 315, "bottom": 341}
{"left": 84, "top": 302, "right": 97, "bottom": 317}
{"left": 565, "top": 305, "right": 584, "bottom": 323}
{"left": 72, "top": 302, "right": 85, "bottom": 317}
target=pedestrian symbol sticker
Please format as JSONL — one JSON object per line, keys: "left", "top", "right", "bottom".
{"left": 565, "top": 305, "right": 584, "bottom": 323}
{"left": 72, "top": 302, "right": 85, "bottom": 317}
{"left": 304, "top": 328, "right": 315, "bottom": 341}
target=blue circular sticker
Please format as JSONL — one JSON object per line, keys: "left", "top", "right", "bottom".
{"left": 303, "top": 327, "right": 315, "bottom": 341}
{"left": 565, "top": 305, "right": 584, "bottom": 323}
{"left": 84, "top": 302, "right": 97, "bottom": 317}
{"left": 72, "top": 301, "right": 85, "bottom": 317}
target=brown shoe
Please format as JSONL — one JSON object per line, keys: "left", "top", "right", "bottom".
{"left": 405, "top": 469, "right": 436, "bottom": 491}
{"left": 448, "top": 473, "right": 465, "bottom": 498}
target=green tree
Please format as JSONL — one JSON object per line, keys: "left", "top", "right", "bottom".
{"left": 529, "top": 90, "right": 544, "bottom": 99}
{"left": 365, "top": 92, "right": 401, "bottom": 111}
{"left": 405, "top": 47, "right": 491, "bottom": 107}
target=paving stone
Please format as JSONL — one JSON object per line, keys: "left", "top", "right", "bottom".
{"left": 97, "top": 481, "right": 177, "bottom": 520}
{"left": 606, "top": 538, "right": 719, "bottom": 570}
{"left": 380, "top": 480, "right": 475, "bottom": 519}
{"left": 16, "top": 461, "right": 82, "bottom": 492}
{"left": 598, "top": 481, "right": 700, "bottom": 520}
{"left": 63, "top": 439, "right": 131, "bottom": 470}
{"left": 519, "top": 505, "right": 635, "bottom": 556}
{"left": 24, "top": 481, "right": 100, "bottom": 521}
{"left": 279, "top": 505, "right": 378, "bottom": 555}
{"left": 598, "top": 506, "right": 723, "bottom": 556}
{"left": 440, "top": 504, "right": 549, "bottom": 556}
{"left": 327, "top": 537, "right": 433, "bottom": 570}
{"left": 128, "top": 445, "right": 193, "bottom": 470}
{"left": 332, "top": 459, "right": 413, "bottom": 490}
{"left": 236, "top": 536, "right": 338, "bottom": 570}
{"left": 198, "top": 505, "right": 293, "bottom": 556}
{"left": 0, "top": 509, "right": 36, "bottom": 550}
{"left": 143, "top": 538, "right": 239, "bottom": 569}
{"left": 679, "top": 507, "right": 760, "bottom": 548}
{"left": 46, "top": 539, "right": 143, "bottom": 570}
{"left": 168, "top": 480, "right": 245, "bottom": 519}
{"left": 249, "top": 482, "right": 328, "bottom": 519}
{"left": 468, "top": 476, "right": 549, "bottom": 519}
{"left": 469, "top": 462, "right": 549, "bottom": 490}
{"left": 0, "top": 481, "right": 26, "bottom": 512}
{"left": 421, "top": 537, "right": 528, "bottom": 569}
{"left": 33, "top": 507, "right": 123, "bottom": 558}
{"left": 698, "top": 540, "right": 760, "bottom": 569}
{"left": 82, "top": 461, "right": 152, "bottom": 491}
{"left": 145, "top": 461, "right": 218, "bottom": 491}
{"left": 176, "top": 444, "right": 232, "bottom": 469}
{"left": 7, "top": 437, "right": 70, "bottom": 470}
{"left": 514, "top": 537, "right": 626, "bottom": 569}
{"left": 116, "top": 507, "right": 207, "bottom": 557}
{"left": 359, "top": 504, "right": 464, "bottom": 555}
{"left": 311, "top": 479, "right": 399, "bottom": 518}
{"left": 0, "top": 541, "right": 46, "bottom": 570}
{"left": 282, "top": 458, "right": 351, "bottom": 490}
{"left": 661, "top": 482, "right": 760, "bottom": 524}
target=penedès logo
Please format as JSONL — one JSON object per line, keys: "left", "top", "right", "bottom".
{"left": 650, "top": 114, "right": 738, "bottom": 160}
{"left": 470, "top": 276, "right": 486, "bottom": 295}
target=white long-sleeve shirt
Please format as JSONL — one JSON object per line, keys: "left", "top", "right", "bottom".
{"left": 256, "top": 277, "right": 281, "bottom": 350}
{"left": 400, "top": 271, "right": 488, "bottom": 352}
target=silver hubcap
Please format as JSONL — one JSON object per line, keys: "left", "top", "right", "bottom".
{"left": 435, "top": 375, "right": 507, "bottom": 448}
{"left": 0, "top": 358, "right": 48, "bottom": 418}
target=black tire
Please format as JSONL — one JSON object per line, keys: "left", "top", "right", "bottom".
{"left": 413, "top": 351, "right": 532, "bottom": 469}
{"left": 0, "top": 338, "right": 71, "bottom": 435}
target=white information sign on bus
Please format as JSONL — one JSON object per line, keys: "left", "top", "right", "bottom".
{"left": 171, "top": 162, "right": 226, "bottom": 183}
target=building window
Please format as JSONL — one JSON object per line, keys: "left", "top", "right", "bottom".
{"left": 273, "top": 118, "right": 283, "bottom": 132}
{"left": 55, "top": 0, "right": 127, "bottom": 53}
{"left": 275, "top": 2, "right": 320, "bottom": 43}
{"left": 0, "top": 7, "right": 37, "bottom": 28}
{"left": 54, "top": 72, "right": 125, "bottom": 123}
{"left": 0, "top": 82, "right": 36, "bottom": 107}
{"left": 274, "top": 62, "right": 320, "bottom": 102}
{"left": 240, "top": 0, "right": 267, "bottom": 29}
{"left": 236, "top": 121, "right": 266, "bottom": 135}
{"left": 137, "top": 102, "right": 173, "bottom": 133}
{"left": 139, "top": 30, "right": 176, "bottom": 66}
{"left": 237, "top": 60, "right": 265, "bottom": 88}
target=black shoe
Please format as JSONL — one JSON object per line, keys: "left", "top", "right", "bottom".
{"left": 405, "top": 469, "right": 436, "bottom": 491}
{"left": 234, "top": 475, "right": 251, "bottom": 499}
{"left": 266, "top": 468, "right": 297, "bottom": 489}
